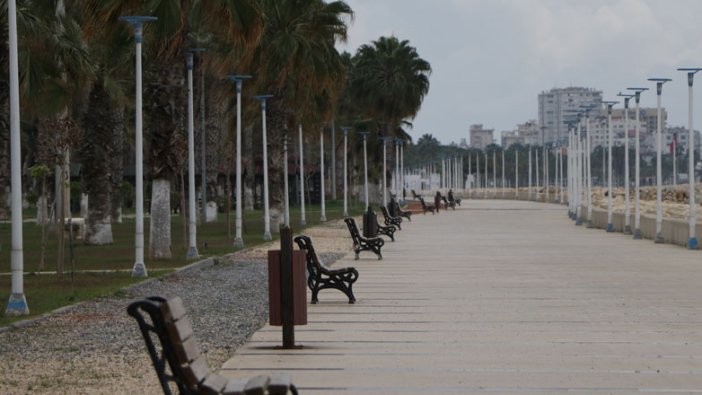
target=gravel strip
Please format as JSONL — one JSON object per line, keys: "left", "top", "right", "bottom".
{"left": 0, "top": 218, "right": 354, "bottom": 394}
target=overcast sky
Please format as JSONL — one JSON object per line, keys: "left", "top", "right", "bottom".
{"left": 338, "top": 0, "right": 702, "bottom": 145}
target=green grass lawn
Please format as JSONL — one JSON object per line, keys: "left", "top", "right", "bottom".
{"left": 0, "top": 199, "right": 365, "bottom": 326}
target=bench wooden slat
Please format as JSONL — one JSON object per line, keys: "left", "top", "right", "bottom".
{"left": 222, "top": 377, "right": 249, "bottom": 395}
{"left": 166, "top": 314, "right": 194, "bottom": 346}
{"left": 162, "top": 296, "right": 188, "bottom": 322}
{"left": 181, "top": 355, "right": 211, "bottom": 388}
{"left": 172, "top": 334, "right": 201, "bottom": 363}
{"left": 244, "top": 375, "right": 270, "bottom": 395}
{"left": 128, "top": 297, "right": 298, "bottom": 395}
{"left": 268, "top": 373, "right": 293, "bottom": 395}
{"left": 200, "top": 373, "right": 228, "bottom": 395}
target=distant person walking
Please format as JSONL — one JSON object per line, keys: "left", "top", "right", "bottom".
{"left": 435, "top": 191, "right": 442, "bottom": 213}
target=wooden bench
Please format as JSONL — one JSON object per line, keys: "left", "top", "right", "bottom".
{"left": 411, "top": 189, "right": 421, "bottom": 200}
{"left": 127, "top": 296, "right": 298, "bottom": 395}
{"left": 419, "top": 197, "right": 435, "bottom": 215}
{"left": 294, "top": 235, "right": 358, "bottom": 304}
{"left": 372, "top": 210, "right": 396, "bottom": 242}
{"left": 344, "top": 217, "right": 384, "bottom": 260}
{"left": 447, "top": 191, "right": 462, "bottom": 207}
{"left": 389, "top": 199, "right": 412, "bottom": 221}
{"left": 380, "top": 206, "right": 402, "bottom": 230}
{"left": 441, "top": 196, "right": 456, "bottom": 210}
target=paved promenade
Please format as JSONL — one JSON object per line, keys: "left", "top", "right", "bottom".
{"left": 221, "top": 200, "right": 702, "bottom": 394}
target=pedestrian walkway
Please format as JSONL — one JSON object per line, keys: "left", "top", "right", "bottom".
{"left": 221, "top": 200, "right": 702, "bottom": 394}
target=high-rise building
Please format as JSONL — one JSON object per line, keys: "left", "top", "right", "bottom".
{"left": 517, "top": 120, "right": 540, "bottom": 146}
{"left": 538, "top": 87, "right": 602, "bottom": 146}
{"left": 469, "top": 124, "right": 494, "bottom": 149}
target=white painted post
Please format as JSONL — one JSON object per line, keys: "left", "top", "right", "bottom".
{"left": 120, "top": 16, "right": 157, "bottom": 277}
{"left": 382, "top": 137, "right": 388, "bottom": 207}
{"left": 629, "top": 88, "right": 648, "bottom": 239}
{"left": 6, "top": 0, "right": 28, "bottom": 314}
{"left": 342, "top": 127, "right": 350, "bottom": 216}
{"left": 320, "top": 126, "right": 326, "bottom": 222}
{"left": 254, "top": 95, "right": 273, "bottom": 240}
{"left": 528, "top": 149, "right": 532, "bottom": 200}
{"left": 228, "top": 75, "right": 251, "bottom": 248}
{"left": 648, "top": 78, "right": 671, "bottom": 243}
{"left": 678, "top": 69, "right": 701, "bottom": 248}
{"left": 185, "top": 52, "right": 199, "bottom": 259}
{"left": 299, "top": 125, "right": 306, "bottom": 225}
{"left": 360, "top": 132, "right": 369, "bottom": 209}
{"left": 603, "top": 101, "right": 618, "bottom": 232}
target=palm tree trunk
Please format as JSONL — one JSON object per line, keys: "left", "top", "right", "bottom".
{"left": 145, "top": 61, "right": 186, "bottom": 258}
{"left": 81, "top": 81, "right": 116, "bottom": 245}
{"left": 244, "top": 126, "right": 254, "bottom": 210}
{"left": 149, "top": 178, "right": 172, "bottom": 258}
{"left": 266, "top": 101, "right": 287, "bottom": 233}
{"left": 110, "top": 110, "right": 125, "bottom": 223}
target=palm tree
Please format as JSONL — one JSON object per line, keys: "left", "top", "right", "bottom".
{"left": 349, "top": 36, "right": 431, "bottom": 137}
{"left": 245, "top": 0, "right": 353, "bottom": 229}
{"left": 85, "top": 0, "right": 263, "bottom": 257}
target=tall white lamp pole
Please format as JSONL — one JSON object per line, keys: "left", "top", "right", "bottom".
{"left": 359, "top": 132, "right": 369, "bottom": 209}
{"left": 648, "top": 78, "right": 672, "bottom": 243}
{"left": 185, "top": 50, "right": 200, "bottom": 259}
{"left": 617, "top": 93, "right": 634, "bottom": 234}
{"left": 319, "top": 126, "right": 327, "bottom": 222}
{"left": 6, "top": 0, "right": 29, "bottom": 314}
{"left": 120, "top": 16, "right": 157, "bottom": 278}
{"left": 585, "top": 113, "right": 594, "bottom": 227}
{"left": 228, "top": 74, "right": 251, "bottom": 248}
{"left": 341, "top": 127, "right": 350, "bottom": 216}
{"left": 678, "top": 68, "right": 702, "bottom": 249}
{"left": 603, "top": 101, "right": 618, "bottom": 232}
{"left": 628, "top": 87, "right": 648, "bottom": 239}
{"left": 283, "top": 131, "right": 290, "bottom": 227}
{"left": 191, "top": 48, "right": 207, "bottom": 224}
{"left": 298, "top": 125, "right": 306, "bottom": 225}
{"left": 254, "top": 95, "right": 274, "bottom": 240}
{"left": 380, "top": 136, "right": 391, "bottom": 206}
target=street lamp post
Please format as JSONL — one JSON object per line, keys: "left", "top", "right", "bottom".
{"left": 120, "top": 16, "right": 157, "bottom": 278}
{"left": 190, "top": 48, "right": 207, "bottom": 225}
{"left": 341, "top": 127, "right": 350, "bottom": 216}
{"left": 618, "top": 92, "right": 635, "bottom": 234}
{"left": 648, "top": 78, "right": 672, "bottom": 243}
{"left": 484, "top": 150, "right": 488, "bottom": 199}
{"left": 185, "top": 50, "right": 202, "bottom": 259}
{"left": 401, "top": 141, "right": 406, "bottom": 197}
{"left": 678, "top": 68, "right": 702, "bottom": 249}
{"left": 575, "top": 121, "right": 583, "bottom": 225}
{"left": 254, "top": 95, "right": 274, "bottom": 241}
{"left": 319, "top": 126, "right": 327, "bottom": 222}
{"left": 515, "top": 148, "right": 519, "bottom": 198}
{"left": 603, "top": 100, "right": 618, "bottom": 232}
{"left": 585, "top": 113, "right": 594, "bottom": 228}
{"left": 528, "top": 148, "right": 532, "bottom": 200}
{"left": 380, "top": 136, "right": 392, "bottom": 207}
{"left": 283, "top": 132, "right": 290, "bottom": 227}
{"left": 395, "top": 139, "right": 401, "bottom": 197}
{"left": 501, "top": 149, "right": 505, "bottom": 197}
{"left": 6, "top": 0, "right": 29, "bottom": 314}
{"left": 628, "top": 87, "right": 648, "bottom": 239}
{"left": 227, "top": 75, "right": 251, "bottom": 248}
{"left": 359, "top": 132, "right": 370, "bottom": 209}
{"left": 298, "top": 125, "right": 306, "bottom": 225}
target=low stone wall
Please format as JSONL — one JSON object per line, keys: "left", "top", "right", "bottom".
{"left": 450, "top": 189, "right": 699, "bottom": 249}
{"left": 579, "top": 205, "right": 698, "bottom": 248}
